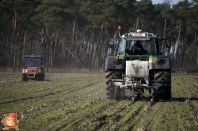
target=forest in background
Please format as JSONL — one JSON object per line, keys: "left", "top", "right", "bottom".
{"left": 0, "top": 0, "right": 198, "bottom": 72}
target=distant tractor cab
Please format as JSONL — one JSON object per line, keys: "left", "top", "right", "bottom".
{"left": 22, "top": 55, "right": 45, "bottom": 81}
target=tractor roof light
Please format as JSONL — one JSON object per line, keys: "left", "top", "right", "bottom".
{"left": 137, "top": 29, "right": 142, "bottom": 33}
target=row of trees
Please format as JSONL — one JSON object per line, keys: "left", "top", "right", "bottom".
{"left": 0, "top": 0, "right": 198, "bottom": 72}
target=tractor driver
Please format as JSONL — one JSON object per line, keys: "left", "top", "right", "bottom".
{"left": 131, "top": 41, "right": 148, "bottom": 54}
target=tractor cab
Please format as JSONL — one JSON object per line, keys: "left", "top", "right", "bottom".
{"left": 118, "top": 30, "right": 158, "bottom": 56}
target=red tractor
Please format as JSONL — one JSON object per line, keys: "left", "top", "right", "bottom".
{"left": 22, "top": 55, "right": 45, "bottom": 81}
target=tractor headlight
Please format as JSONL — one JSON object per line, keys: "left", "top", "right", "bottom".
{"left": 22, "top": 69, "right": 27, "bottom": 73}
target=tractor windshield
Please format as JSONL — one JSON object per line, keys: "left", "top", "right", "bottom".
{"left": 120, "top": 38, "right": 157, "bottom": 55}
{"left": 24, "top": 57, "right": 41, "bottom": 67}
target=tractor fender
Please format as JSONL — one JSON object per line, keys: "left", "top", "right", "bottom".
{"left": 149, "top": 56, "right": 171, "bottom": 70}
{"left": 105, "top": 56, "right": 124, "bottom": 70}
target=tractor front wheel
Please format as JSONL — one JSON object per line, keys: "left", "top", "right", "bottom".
{"left": 22, "top": 74, "right": 28, "bottom": 81}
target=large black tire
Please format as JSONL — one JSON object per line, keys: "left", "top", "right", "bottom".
{"left": 152, "top": 87, "right": 159, "bottom": 102}
{"left": 105, "top": 70, "right": 122, "bottom": 84}
{"left": 105, "top": 70, "right": 122, "bottom": 100}
{"left": 22, "top": 74, "right": 28, "bottom": 81}
{"left": 41, "top": 74, "right": 45, "bottom": 81}
{"left": 36, "top": 74, "right": 44, "bottom": 81}
{"left": 154, "top": 70, "right": 171, "bottom": 100}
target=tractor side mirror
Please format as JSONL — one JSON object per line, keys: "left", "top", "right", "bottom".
{"left": 108, "top": 40, "right": 114, "bottom": 48}
{"left": 108, "top": 38, "right": 120, "bottom": 48}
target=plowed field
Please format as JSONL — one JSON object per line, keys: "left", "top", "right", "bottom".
{"left": 0, "top": 72, "right": 198, "bottom": 131}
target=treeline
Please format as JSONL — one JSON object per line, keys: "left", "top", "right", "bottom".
{"left": 0, "top": 0, "right": 198, "bottom": 72}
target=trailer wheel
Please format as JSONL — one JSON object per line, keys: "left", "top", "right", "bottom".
{"left": 154, "top": 70, "right": 171, "bottom": 100}
{"left": 105, "top": 70, "right": 122, "bottom": 99}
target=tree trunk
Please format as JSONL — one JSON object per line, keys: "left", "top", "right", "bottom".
{"left": 162, "top": 18, "right": 167, "bottom": 53}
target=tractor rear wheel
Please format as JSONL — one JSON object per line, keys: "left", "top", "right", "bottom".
{"left": 105, "top": 70, "right": 122, "bottom": 100}
{"left": 154, "top": 70, "right": 171, "bottom": 100}
{"left": 152, "top": 87, "right": 159, "bottom": 102}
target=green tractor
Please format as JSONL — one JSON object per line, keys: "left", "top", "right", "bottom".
{"left": 105, "top": 27, "right": 171, "bottom": 102}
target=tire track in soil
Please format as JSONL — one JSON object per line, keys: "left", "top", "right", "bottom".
{"left": 181, "top": 76, "right": 198, "bottom": 97}
{"left": 185, "top": 99, "right": 198, "bottom": 124}
{"left": 51, "top": 100, "right": 118, "bottom": 130}
{"left": 36, "top": 100, "right": 113, "bottom": 131}
{"left": 3, "top": 81, "right": 104, "bottom": 129}
{"left": 137, "top": 98, "right": 156, "bottom": 131}
{"left": 61, "top": 100, "right": 131, "bottom": 131}
{"left": 0, "top": 90, "right": 64, "bottom": 105}
{"left": 113, "top": 102, "right": 147, "bottom": 131}
{"left": 0, "top": 81, "right": 98, "bottom": 106}
{"left": 73, "top": 101, "right": 131, "bottom": 130}
{"left": 190, "top": 84, "right": 198, "bottom": 97}
{"left": 94, "top": 101, "right": 133, "bottom": 131}
{"left": 17, "top": 82, "right": 104, "bottom": 122}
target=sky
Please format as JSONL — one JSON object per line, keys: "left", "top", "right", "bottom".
{"left": 151, "top": 0, "right": 191, "bottom": 4}
{"left": 152, "top": 0, "right": 180, "bottom": 4}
